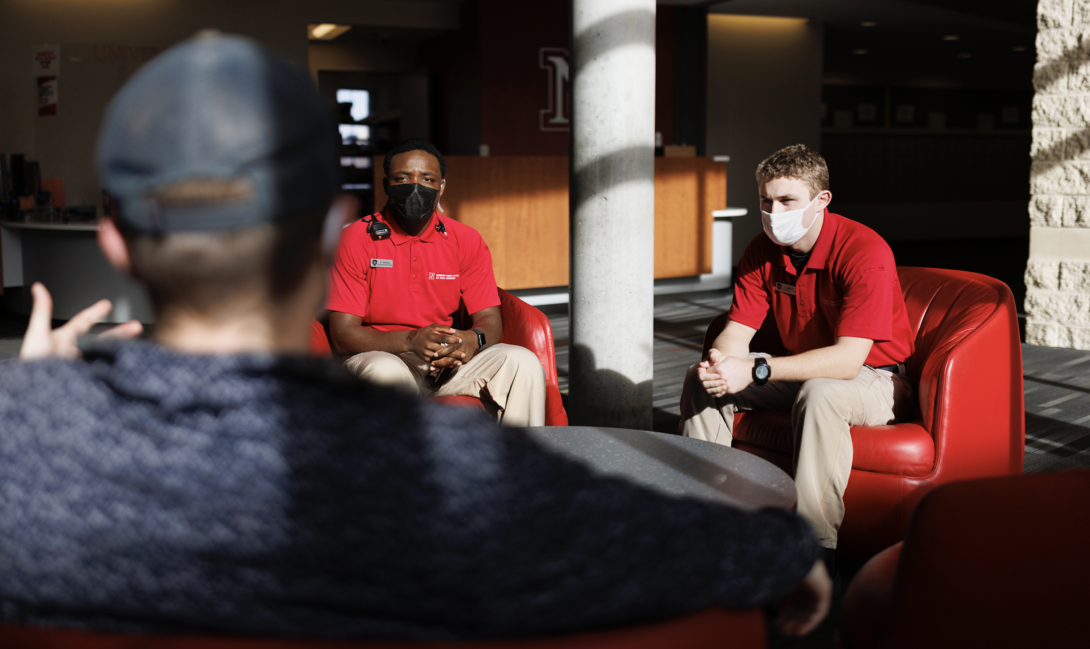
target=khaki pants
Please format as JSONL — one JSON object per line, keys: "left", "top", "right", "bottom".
{"left": 344, "top": 343, "right": 546, "bottom": 427}
{"left": 680, "top": 355, "right": 914, "bottom": 549}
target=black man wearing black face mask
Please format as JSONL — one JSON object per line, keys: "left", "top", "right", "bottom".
{"left": 326, "top": 139, "right": 546, "bottom": 426}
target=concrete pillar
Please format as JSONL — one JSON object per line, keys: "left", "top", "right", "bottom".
{"left": 568, "top": 0, "right": 656, "bottom": 428}
{"left": 1027, "top": 0, "right": 1090, "bottom": 350}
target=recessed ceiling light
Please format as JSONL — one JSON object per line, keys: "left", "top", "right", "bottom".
{"left": 958, "top": 53, "right": 972, "bottom": 58}
{"left": 309, "top": 23, "right": 352, "bottom": 40}
{"left": 853, "top": 49, "right": 868, "bottom": 55}
{"left": 1012, "top": 45, "right": 1028, "bottom": 52}
{"left": 943, "top": 35, "right": 960, "bottom": 41}
{"left": 860, "top": 21, "right": 877, "bottom": 27}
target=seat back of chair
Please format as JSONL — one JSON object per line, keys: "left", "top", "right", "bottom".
{"left": 878, "top": 470, "right": 1090, "bottom": 649}
{"left": 0, "top": 607, "right": 763, "bottom": 649}
{"left": 894, "top": 267, "right": 1023, "bottom": 478}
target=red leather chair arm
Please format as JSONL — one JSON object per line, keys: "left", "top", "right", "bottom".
{"left": 898, "top": 268, "right": 1024, "bottom": 485}
{"left": 497, "top": 289, "right": 568, "bottom": 426}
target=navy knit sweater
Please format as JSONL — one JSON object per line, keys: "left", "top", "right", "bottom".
{"left": 0, "top": 341, "right": 819, "bottom": 639}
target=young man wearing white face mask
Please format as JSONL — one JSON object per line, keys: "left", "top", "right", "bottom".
{"left": 679, "top": 144, "right": 915, "bottom": 579}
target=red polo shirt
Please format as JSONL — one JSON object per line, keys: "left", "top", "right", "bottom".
{"left": 729, "top": 211, "right": 913, "bottom": 367}
{"left": 326, "top": 209, "right": 500, "bottom": 331}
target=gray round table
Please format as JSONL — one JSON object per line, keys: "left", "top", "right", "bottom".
{"left": 524, "top": 426, "right": 796, "bottom": 511}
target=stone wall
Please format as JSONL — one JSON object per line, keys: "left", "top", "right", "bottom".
{"left": 1028, "top": 0, "right": 1090, "bottom": 349}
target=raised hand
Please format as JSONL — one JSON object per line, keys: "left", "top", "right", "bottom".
{"left": 19, "top": 282, "right": 143, "bottom": 361}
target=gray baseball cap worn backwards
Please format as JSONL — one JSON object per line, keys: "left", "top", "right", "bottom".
{"left": 97, "top": 33, "right": 339, "bottom": 234}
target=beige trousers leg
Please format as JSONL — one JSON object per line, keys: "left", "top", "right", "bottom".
{"left": 681, "top": 360, "right": 913, "bottom": 549}
{"left": 344, "top": 343, "right": 546, "bottom": 427}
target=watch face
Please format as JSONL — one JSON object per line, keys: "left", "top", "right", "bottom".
{"left": 755, "top": 364, "right": 771, "bottom": 381}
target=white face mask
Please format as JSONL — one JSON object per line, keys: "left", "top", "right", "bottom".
{"left": 761, "top": 194, "right": 820, "bottom": 246}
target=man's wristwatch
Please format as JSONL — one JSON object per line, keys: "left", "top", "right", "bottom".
{"left": 752, "top": 357, "right": 771, "bottom": 386}
{"left": 472, "top": 328, "right": 486, "bottom": 351}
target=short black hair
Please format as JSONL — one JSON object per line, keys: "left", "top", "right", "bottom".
{"left": 383, "top": 139, "right": 446, "bottom": 177}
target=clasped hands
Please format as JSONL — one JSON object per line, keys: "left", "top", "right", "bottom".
{"left": 406, "top": 323, "right": 478, "bottom": 370}
{"left": 697, "top": 348, "right": 757, "bottom": 398}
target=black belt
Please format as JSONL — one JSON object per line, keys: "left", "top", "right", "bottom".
{"left": 872, "top": 363, "right": 905, "bottom": 375}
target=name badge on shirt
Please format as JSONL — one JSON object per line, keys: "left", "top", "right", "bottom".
{"left": 370, "top": 259, "right": 393, "bottom": 268}
{"left": 775, "top": 282, "right": 796, "bottom": 296}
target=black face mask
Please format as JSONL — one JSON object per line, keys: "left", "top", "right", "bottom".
{"left": 387, "top": 182, "right": 439, "bottom": 232}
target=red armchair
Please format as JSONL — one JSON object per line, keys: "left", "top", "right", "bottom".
{"left": 310, "top": 288, "right": 568, "bottom": 426}
{"left": 698, "top": 267, "right": 1024, "bottom": 560}
{"left": 0, "top": 608, "right": 764, "bottom": 649}
{"left": 837, "top": 470, "right": 1090, "bottom": 649}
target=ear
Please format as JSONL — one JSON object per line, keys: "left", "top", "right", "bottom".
{"left": 97, "top": 218, "right": 133, "bottom": 275}
{"left": 817, "top": 189, "right": 832, "bottom": 212}
{"left": 321, "top": 195, "right": 358, "bottom": 260}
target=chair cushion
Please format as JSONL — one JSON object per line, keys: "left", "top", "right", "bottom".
{"left": 733, "top": 414, "right": 934, "bottom": 477}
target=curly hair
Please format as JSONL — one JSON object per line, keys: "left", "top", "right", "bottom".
{"left": 755, "top": 144, "right": 829, "bottom": 199}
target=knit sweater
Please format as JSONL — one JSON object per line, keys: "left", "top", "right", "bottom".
{"left": 0, "top": 341, "right": 819, "bottom": 639}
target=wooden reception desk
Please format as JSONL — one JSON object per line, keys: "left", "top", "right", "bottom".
{"left": 373, "top": 156, "right": 726, "bottom": 290}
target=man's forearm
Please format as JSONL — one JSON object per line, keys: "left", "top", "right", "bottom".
{"left": 465, "top": 311, "right": 502, "bottom": 351}
{"left": 331, "top": 323, "right": 410, "bottom": 357}
{"left": 711, "top": 321, "right": 756, "bottom": 360}
{"left": 765, "top": 337, "right": 873, "bottom": 382}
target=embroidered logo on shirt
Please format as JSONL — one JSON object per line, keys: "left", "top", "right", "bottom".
{"left": 428, "top": 272, "right": 459, "bottom": 280}
{"left": 775, "top": 282, "right": 796, "bottom": 296}
{"left": 370, "top": 259, "right": 393, "bottom": 268}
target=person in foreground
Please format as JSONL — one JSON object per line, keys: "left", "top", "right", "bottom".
{"left": 326, "top": 139, "right": 545, "bottom": 427}
{"left": 680, "top": 144, "right": 915, "bottom": 578}
{"left": 0, "top": 34, "right": 830, "bottom": 640}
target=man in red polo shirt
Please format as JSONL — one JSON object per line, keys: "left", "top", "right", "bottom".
{"left": 680, "top": 144, "right": 914, "bottom": 563}
{"left": 326, "top": 139, "right": 545, "bottom": 426}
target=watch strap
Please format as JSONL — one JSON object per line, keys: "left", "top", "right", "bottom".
{"left": 472, "top": 328, "right": 486, "bottom": 350}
